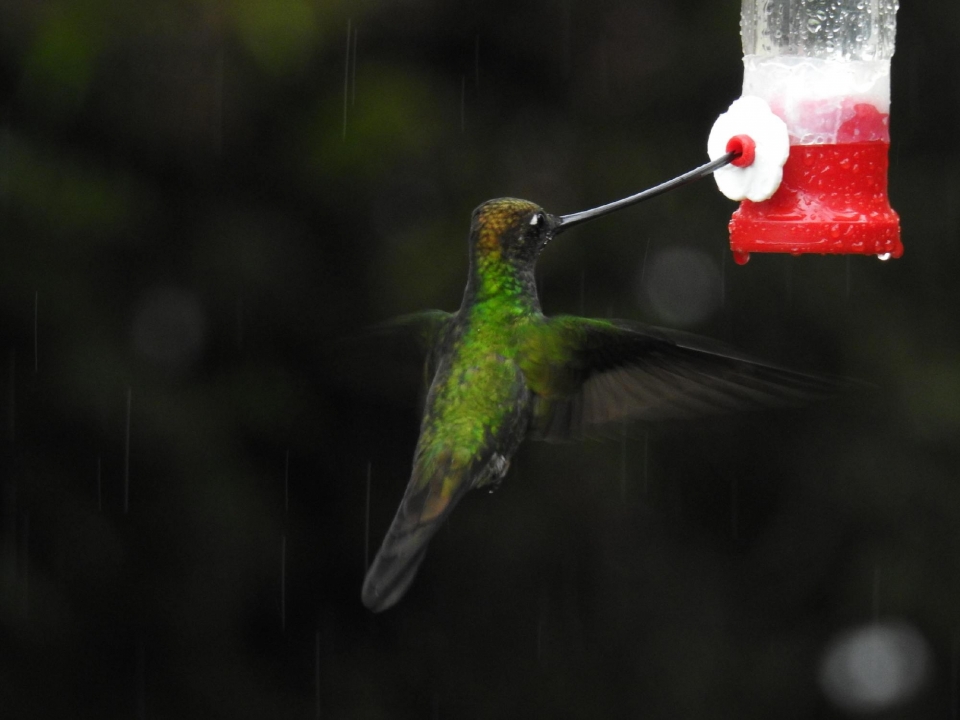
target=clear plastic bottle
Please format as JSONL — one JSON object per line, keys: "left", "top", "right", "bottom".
{"left": 742, "top": 0, "right": 898, "bottom": 62}
{"left": 741, "top": 0, "right": 898, "bottom": 144}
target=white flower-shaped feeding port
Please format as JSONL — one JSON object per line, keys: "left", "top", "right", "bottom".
{"left": 708, "top": 96, "right": 789, "bottom": 202}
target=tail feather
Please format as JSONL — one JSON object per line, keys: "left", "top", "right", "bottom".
{"left": 362, "top": 532, "right": 431, "bottom": 612}
{"left": 361, "top": 451, "right": 471, "bottom": 612}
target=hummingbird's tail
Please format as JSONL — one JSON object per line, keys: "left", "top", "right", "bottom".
{"left": 361, "top": 530, "right": 431, "bottom": 612}
{"left": 361, "top": 449, "right": 470, "bottom": 612}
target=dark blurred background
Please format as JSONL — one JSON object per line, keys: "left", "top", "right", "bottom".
{"left": 1, "top": 0, "right": 959, "bottom": 717}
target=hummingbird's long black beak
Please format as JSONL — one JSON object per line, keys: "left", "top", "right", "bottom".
{"left": 555, "top": 151, "right": 739, "bottom": 234}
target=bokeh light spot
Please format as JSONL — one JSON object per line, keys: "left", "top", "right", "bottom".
{"left": 640, "top": 246, "right": 720, "bottom": 327}
{"left": 819, "top": 621, "right": 932, "bottom": 712}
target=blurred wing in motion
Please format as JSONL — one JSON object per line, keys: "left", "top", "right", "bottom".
{"left": 518, "top": 316, "right": 849, "bottom": 441}
{"left": 361, "top": 310, "right": 454, "bottom": 384}
{"left": 334, "top": 310, "right": 454, "bottom": 403}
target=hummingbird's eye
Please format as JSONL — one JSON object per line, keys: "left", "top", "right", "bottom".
{"left": 529, "top": 212, "right": 546, "bottom": 229}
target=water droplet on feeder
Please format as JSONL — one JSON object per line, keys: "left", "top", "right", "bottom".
{"left": 877, "top": 252, "right": 891, "bottom": 261}
{"left": 733, "top": 251, "right": 750, "bottom": 265}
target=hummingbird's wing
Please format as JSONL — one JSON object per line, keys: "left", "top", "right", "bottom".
{"left": 337, "top": 311, "right": 455, "bottom": 402}
{"left": 363, "top": 310, "right": 454, "bottom": 382}
{"left": 518, "top": 316, "right": 848, "bottom": 441}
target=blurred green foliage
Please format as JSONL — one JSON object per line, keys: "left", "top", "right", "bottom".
{"left": 1, "top": 0, "right": 959, "bottom": 718}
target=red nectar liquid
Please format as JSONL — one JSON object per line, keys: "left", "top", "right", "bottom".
{"left": 729, "top": 104, "right": 901, "bottom": 262}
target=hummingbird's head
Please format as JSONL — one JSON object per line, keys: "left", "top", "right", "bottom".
{"left": 465, "top": 153, "right": 738, "bottom": 274}
{"left": 469, "top": 198, "right": 560, "bottom": 269}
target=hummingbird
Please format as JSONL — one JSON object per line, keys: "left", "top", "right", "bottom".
{"left": 361, "top": 158, "right": 839, "bottom": 612}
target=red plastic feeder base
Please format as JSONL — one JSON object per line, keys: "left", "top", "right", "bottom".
{"left": 729, "top": 140, "right": 901, "bottom": 264}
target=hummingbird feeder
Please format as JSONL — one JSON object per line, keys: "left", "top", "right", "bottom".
{"left": 708, "top": 0, "right": 901, "bottom": 264}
